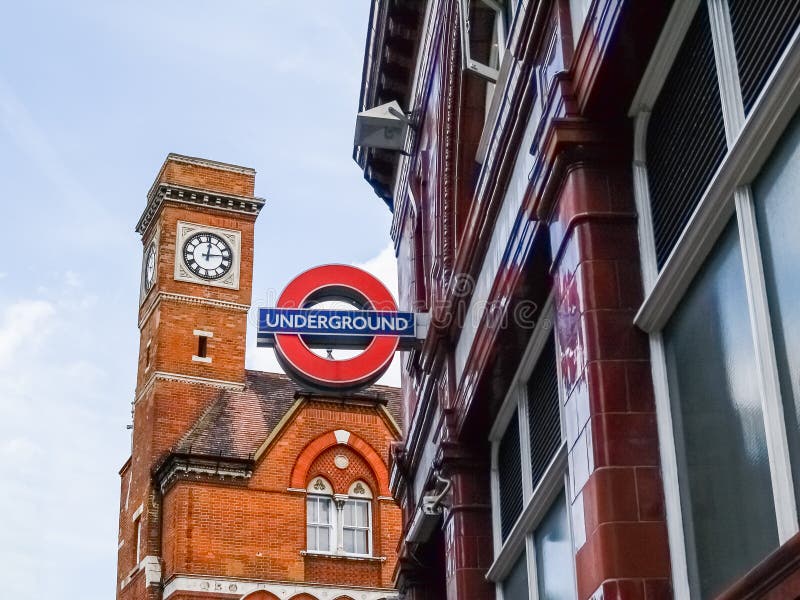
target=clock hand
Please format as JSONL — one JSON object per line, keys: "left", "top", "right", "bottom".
{"left": 204, "top": 243, "right": 213, "bottom": 261}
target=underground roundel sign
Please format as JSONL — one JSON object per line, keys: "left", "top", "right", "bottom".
{"left": 257, "top": 264, "right": 418, "bottom": 392}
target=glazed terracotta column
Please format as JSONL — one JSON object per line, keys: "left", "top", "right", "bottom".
{"left": 440, "top": 443, "right": 495, "bottom": 600}
{"left": 549, "top": 161, "right": 672, "bottom": 600}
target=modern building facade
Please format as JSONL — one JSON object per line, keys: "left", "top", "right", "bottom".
{"left": 355, "top": 1, "right": 800, "bottom": 598}
{"left": 116, "top": 154, "right": 402, "bottom": 600}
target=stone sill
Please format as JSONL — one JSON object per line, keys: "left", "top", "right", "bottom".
{"left": 300, "top": 550, "right": 386, "bottom": 563}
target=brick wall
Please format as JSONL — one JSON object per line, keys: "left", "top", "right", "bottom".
{"left": 160, "top": 400, "right": 401, "bottom": 590}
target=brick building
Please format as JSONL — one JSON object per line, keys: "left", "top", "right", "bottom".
{"left": 355, "top": 1, "right": 800, "bottom": 599}
{"left": 116, "top": 154, "right": 402, "bottom": 600}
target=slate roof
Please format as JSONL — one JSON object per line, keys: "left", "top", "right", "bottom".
{"left": 174, "top": 370, "right": 403, "bottom": 460}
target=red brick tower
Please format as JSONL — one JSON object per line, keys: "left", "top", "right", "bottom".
{"left": 117, "top": 155, "right": 402, "bottom": 600}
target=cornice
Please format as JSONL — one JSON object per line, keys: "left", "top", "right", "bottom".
{"left": 138, "top": 291, "right": 250, "bottom": 328}
{"left": 136, "top": 182, "right": 265, "bottom": 236}
{"left": 154, "top": 452, "right": 254, "bottom": 494}
{"left": 135, "top": 371, "right": 245, "bottom": 403}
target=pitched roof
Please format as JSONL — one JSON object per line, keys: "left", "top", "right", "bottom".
{"left": 174, "top": 370, "right": 402, "bottom": 460}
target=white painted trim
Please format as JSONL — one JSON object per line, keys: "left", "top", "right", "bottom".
{"left": 734, "top": 187, "right": 799, "bottom": 541}
{"left": 490, "top": 441, "right": 504, "bottom": 558}
{"left": 526, "top": 533, "right": 539, "bottom": 600}
{"left": 517, "top": 386, "right": 534, "bottom": 500}
{"left": 628, "top": 0, "right": 701, "bottom": 115}
{"left": 193, "top": 329, "right": 214, "bottom": 338}
{"left": 708, "top": 0, "right": 745, "bottom": 144}
{"left": 649, "top": 333, "right": 692, "bottom": 599}
{"left": 162, "top": 574, "right": 397, "bottom": 600}
{"left": 632, "top": 112, "right": 659, "bottom": 295}
{"left": 191, "top": 355, "right": 212, "bottom": 364}
{"left": 131, "top": 503, "right": 144, "bottom": 521}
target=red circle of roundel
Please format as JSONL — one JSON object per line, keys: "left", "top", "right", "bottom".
{"left": 273, "top": 264, "right": 399, "bottom": 391}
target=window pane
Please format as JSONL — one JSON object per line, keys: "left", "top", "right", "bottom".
{"left": 356, "top": 530, "right": 368, "bottom": 554}
{"left": 664, "top": 220, "right": 778, "bottom": 598}
{"left": 343, "top": 529, "right": 355, "bottom": 553}
{"left": 647, "top": 4, "right": 727, "bottom": 268}
{"left": 307, "top": 526, "right": 316, "bottom": 550}
{"left": 319, "top": 498, "right": 330, "bottom": 523}
{"left": 319, "top": 526, "right": 330, "bottom": 551}
{"left": 534, "top": 491, "right": 575, "bottom": 600}
{"left": 502, "top": 550, "right": 529, "bottom": 599}
{"left": 498, "top": 413, "right": 524, "bottom": 540}
{"left": 754, "top": 108, "right": 800, "bottom": 513}
{"left": 342, "top": 501, "right": 354, "bottom": 526}
{"left": 357, "top": 502, "right": 369, "bottom": 527}
{"left": 306, "top": 497, "right": 316, "bottom": 522}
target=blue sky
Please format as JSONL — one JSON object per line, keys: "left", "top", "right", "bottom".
{"left": 0, "top": 2, "right": 398, "bottom": 598}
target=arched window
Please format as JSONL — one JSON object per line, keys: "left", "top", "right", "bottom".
{"left": 306, "top": 477, "right": 334, "bottom": 553}
{"left": 342, "top": 481, "right": 373, "bottom": 556}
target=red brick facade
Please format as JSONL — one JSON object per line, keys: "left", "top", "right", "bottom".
{"left": 117, "top": 154, "right": 402, "bottom": 600}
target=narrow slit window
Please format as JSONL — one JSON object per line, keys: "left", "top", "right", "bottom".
{"left": 197, "top": 336, "right": 208, "bottom": 358}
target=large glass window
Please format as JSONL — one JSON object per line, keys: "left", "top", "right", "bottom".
{"left": 664, "top": 221, "right": 778, "bottom": 597}
{"left": 754, "top": 109, "right": 800, "bottom": 511}
{"left": 633, "top": 2, "right": 800, "bottom": 596}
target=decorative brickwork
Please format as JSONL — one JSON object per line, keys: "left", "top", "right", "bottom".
{"left": 117, "top": 154, "right": 401, "bottom": 600}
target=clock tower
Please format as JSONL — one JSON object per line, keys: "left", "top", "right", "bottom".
{"left": 118, "top": 154, "right": 264, "bottom": 598}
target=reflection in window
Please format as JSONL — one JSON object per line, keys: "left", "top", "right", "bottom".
{"left": 664, "top": 219, "right": 778, "bottom": 598}
{"left": 754, "top": 108, "right": 800, "bottom": 513}
{"left": 534, "top": 491, "right": 576, "bottom": 600}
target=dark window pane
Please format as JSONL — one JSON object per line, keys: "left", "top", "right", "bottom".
{"left": 665, "top": 220, "right": 778, "bottom": 598}
{"left": 527, "top": 335, "right": 561, "bottom": 491}
{"left": 498, "top": 414, "right": 524, "bottom": 540}
{"left": 728, "top": 0, "right": 800, "bottom": 113}
{"left": 534, "top": 491, "right": 576, "bottom": 600}
{"left": 754, "top": 108, "right": 800, "bottom": 513}
{"left": 647, "top": 5, "right": 727, "bottom": 268}
{"left": 502, "top": 550, "right": 529, "bottom": 599}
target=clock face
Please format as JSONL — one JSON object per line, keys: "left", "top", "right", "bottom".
{"left": 144, "top": 243, "right": 157, "bottom": 291}
{"left": 182, "top": 232, "right": 234, "bottom": 280}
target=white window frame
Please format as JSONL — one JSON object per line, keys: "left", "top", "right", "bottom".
{"left": 629, "top": 1, "right": 800, "bottom": 596}
{"left": 341, "top": 498, "right": 373, "bottom": 557}
{"left": 459, "top": 0, "right": 508, "bottom": 83}
{"left": 485, "top": 295, "right": 576, "bottom": 600}
{"left": 306, "top": 494, "right": 336, "bottom": 554}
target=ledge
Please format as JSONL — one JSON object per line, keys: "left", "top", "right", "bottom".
{"left": 300, "top": 550, "right": 386, "bottom": 563}
{"left": 718, "top": 532, "right": 800, "bottom": 599}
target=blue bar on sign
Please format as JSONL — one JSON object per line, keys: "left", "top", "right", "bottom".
{"left": 258, "top": 308, "right": 416, "bottom": 338}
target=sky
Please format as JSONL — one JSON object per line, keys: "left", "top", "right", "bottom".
{"left": 0, "top": 2, "right": 398, "bottom": 598}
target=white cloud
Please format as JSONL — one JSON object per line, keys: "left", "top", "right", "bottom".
{"left": 0, "top": 300, "right": 56, "bottom": 368}
{"left": 354, "top": 242, "right": 399, "bottom": 300}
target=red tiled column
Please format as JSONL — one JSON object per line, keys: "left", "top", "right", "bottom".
{"left": 549, "top": 163, "right": 671, "bottom": 600}
{"left": 441, "top": 450, "right": 495, "bottom": 600}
